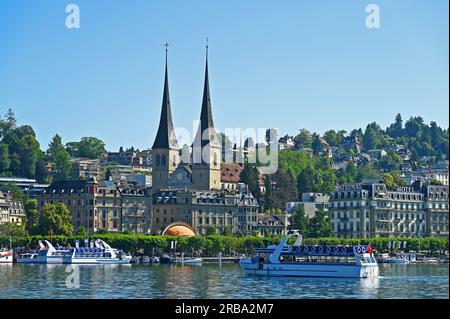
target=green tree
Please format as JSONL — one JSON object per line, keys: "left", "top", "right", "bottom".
{"left": 24, "top": 198, "right": 40, "bottom": 235}
{"left": 206, "top": 226, "right": 217, "bottom": 235}
{"left": 297, "top": 166, "right": 314, "bottom": 194}
{"left": 0, "top": 222, "right": 26, "bottom": 237}
{"left": 383, "top": 173, "right": 396, "bottom": 189}
{"left": 0, "top": 143, "right": 10, "bottom": 173}
{"left": 363, "top": 123, "right": 382, "bottom": 150}
{"left": 240, "top": 162, "right": 261, "bottom": 202}
{"left": 270, "top": 169, "right": 297, "bottom": 209}
{"left": 0, "top": 108, "right": 17, "bottom": 140}
{"left": 76, "top": 137, "right": 106, "bottom": 159}
{"left": 405, "top": 116, "right": 424, "bottom": 139}
{"left": 386, "top": 113, "right": 403, "bottom": 138}
{"left": 222, "top": 227, "right": 232, "bottom": 236}
{"left": 430, "top": 178, "right": 444, "bottom": 186}
{"left": 47, "top": 134, "right": 72, "bottom": 181}
{"left": 323, "top": 130, "right": 342, "bottom": 147}
{"left": 0, "top": 182, "right": 25, "bottom": 201}
{"left": 294, "top": 129, "right": 312, "bottom": 149}
{"left": 38, "top": 203, "right": 74, "bottom": 236}
{"left": 35, "top": 150, "right": 50, "bottom": 183}
{"left": 311, "top": 133, "right": 323, "bottom": 155}
{"left": 290, "top": 206, "right": 309, "bottom": 236}
{"left": 308, "top": 209, "right": 333, "bottom": 238}
{"left": 65, "top": 142, "right": 80, "bottom": 157}
{"left": 74, "top": 226, "right": 88, "bottom": 238}
{"left": 391, "top": 170, "right": 407, "bottom": 187}
{"left": 263, "top": 174, "right": 274, "bottom": 210}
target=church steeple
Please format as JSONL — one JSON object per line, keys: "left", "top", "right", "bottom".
{"left": 193, "top": 40, "right": 219, "bottom": 149}
{"left": 151, "top": 44, "right": 180, "bottom": 192}
{"left": 152, "top": 43, "right": 179, "bottom": 150}
{"left": 191, "top": 40, "right": 222, "bottom": 191}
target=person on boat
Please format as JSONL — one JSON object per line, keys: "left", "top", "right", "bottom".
{"left": 258, "top": 257, "right": 264, "bottom": 269}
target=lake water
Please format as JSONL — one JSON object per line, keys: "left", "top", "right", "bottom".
{"left": 0, "top": 263, "right": 448, "bottom": 299}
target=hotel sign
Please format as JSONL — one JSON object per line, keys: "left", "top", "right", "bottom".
{"left": 395, "top": 186, "right": 414, "bottom": 193}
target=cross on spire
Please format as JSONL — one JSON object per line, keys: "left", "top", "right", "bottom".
{"left": 165, "top": 42, "right": 169, "bottom": 61}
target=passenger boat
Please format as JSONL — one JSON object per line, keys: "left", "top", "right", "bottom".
{"left": 0, "top": 249, "right": 13, "bottom": 264}
{"left": 18, "top": 239, "right": 131, "bottom": 264}
{"left": 16, "top": 253, "right": 39, "bottom": 264}
{"left": 34, "top": 240, "right": 70, "bottom": 264}
{"left": 65, "top": 239, "right": 132, "bottom": 264}
{"left": 239, "top": 230, "right": 378, "bottom": 278}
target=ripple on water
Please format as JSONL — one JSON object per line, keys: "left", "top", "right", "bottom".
{"left": 0, "top": 263, "right": 447, "bottom": 299}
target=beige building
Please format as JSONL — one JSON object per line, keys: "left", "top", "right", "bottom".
{"left": 121, "top": 187, "right": 151, "bottom": 234}
{"left": 40, "top": 178, "right": 151, "bottom": 234}
{"left": 256, "top": 213, "right": 290, "bottom": 237}
{"left": 0, "top": 191, "right": 25, "bottom": 227}
{"left": 71, "top": 158, "right": 101, "bottom": 180}
{"left": 330, "top": 181, "right": 449, "bottom": 238}
{"left": 151, "top": 189, "right": 259, "bottom": 235}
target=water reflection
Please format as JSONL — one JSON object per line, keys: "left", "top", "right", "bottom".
{"left": 0, "top": 263, "right": 447, "bottom": 299}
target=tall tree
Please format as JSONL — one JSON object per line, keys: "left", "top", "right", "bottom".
{"left": 0, "top": 143, "right": 10, "bottom": 173}
{"left": 0, "top": 108, "right": 17, "bottom": 139}
{"left": 240, "top": 162, "right": 261, "bottom": 202}
{"left": 386, "top": 113, "right": 403, "bottom": 138}
{"left": 47, "top": 134, "right": 72, "bottom": 181}
{"left": 363, "top": 123, "right": 382, "bottom": 150}
{"left": 263, "top": 174, "right": 274, "bottom": 210}
{"left": 270, "top": 169, "right": 297, "bottom": 209}
{"left": 297, "top": 166, "right": 314, "bottom": 195}
{"left": 24, "top": 198, "right": 40, "bottom": 235}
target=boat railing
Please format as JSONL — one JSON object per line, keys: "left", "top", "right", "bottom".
{"left": 256, "top": 244, "right": 372, "bottom": 258}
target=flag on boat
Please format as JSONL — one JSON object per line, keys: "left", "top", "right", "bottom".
{"left": 367, "top": 243, "right": 373, "bottom": 256}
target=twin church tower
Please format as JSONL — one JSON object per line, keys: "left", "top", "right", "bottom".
{"left": 151, "top": 44, "right": 221, "bottom": 192}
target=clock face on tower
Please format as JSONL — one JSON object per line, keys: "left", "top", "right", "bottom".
{"left": 176, "top": 172, "right": 184, "bottom": 181}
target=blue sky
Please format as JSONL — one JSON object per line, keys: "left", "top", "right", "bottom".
{"left": 0, "top": 0, "right": 448, "bottom": 151}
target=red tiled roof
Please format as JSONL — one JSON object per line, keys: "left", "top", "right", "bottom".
{"left": 221, "top": 163, "right": 243, "bottom": 183}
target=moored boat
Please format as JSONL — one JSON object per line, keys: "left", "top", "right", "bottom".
{"left": 66, "top": 239, "right": 132, "bottom": 264}
{"left": 176, "top": 257, "right": 203, "bottom": 265}
{"left": 0, "top": 249, "right": 13, "bottom": 264}
{"left": 388, "top": 254, "right": 411, "bottom": 264}
{"left": 239, "top": 230, "right": 378, "bottom": 278}
{"left": 16, "top": 253, "right": 39, "bottom": 264}
{"left": 35, "top": 240, "right": 70, "bottom": 264}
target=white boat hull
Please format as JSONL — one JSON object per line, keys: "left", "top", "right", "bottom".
{"left": 68, "top": 257, "right": 132, "bottom": 264}
{"left": 177, "top": 258, "right": 203, "bottom": 265}
{"left": 0, "top": 252, "right": 13, "bottom": 264}
{"left": 240, "top": 261, "right": 378, "bottom": 278}
{"left": 16, "top": 259, "right": 37, "bottom": 264}
{"left": 388, "top": 259, "right": 410, "bottom": 264}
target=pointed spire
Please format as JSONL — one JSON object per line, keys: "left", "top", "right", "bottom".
{"left": 193, "top": 39, "right": 219, "bottom": 148}
{"left": 152, "top": 43, "right": 179, "bottom": 150}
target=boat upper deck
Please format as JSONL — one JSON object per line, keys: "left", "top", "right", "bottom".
{"left": 256, "top": 245, "right": 371, "bottom": 257}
